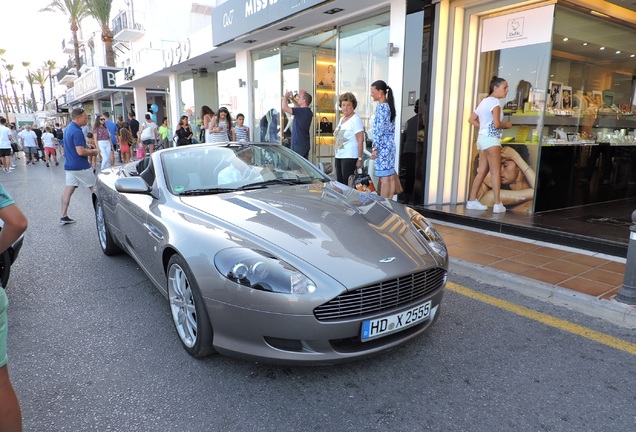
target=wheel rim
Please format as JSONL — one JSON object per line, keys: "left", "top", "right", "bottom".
{"left": 168, "top": 263, "right": 198, "bottom": 348}
{"left": 96, "top": 202, "right": 107, "bottom": 249}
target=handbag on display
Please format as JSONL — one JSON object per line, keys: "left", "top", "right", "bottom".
{"left": 348, "top": 168, "right": 376, "bottom": 193}
{"left": 318, "top": 92, "right": 333, "bottom": 111}
{"left": 319, "top": 117, "right": 333, "bottom": 134}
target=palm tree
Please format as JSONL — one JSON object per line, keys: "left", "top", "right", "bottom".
{"left": 39, "top": 0, "right": 88, "bottom": 76}
{"left": 4, "top": 64, "right": 21, "bottom": 113}
{"left": 22, "top": 61, "right": 38, "bottom": 111}
{"left": 25, "top": 73, "right": 38, "bottom": 112}
{"left": 85, "top": 0, "right": 116, "bottom": 67}
{"left": 43, "top": 60, "right": 57, "bottom": 106}
{"left": 0, "top": 49, "right": 8, "bottom": 113}
{"left": 31, "top": 69, "right": 48, "bottom": 111}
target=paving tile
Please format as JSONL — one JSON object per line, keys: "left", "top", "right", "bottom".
{"left": 560, "top": 253, "right": 608, "bottom": 268}
{"left": 490, "top": 259, "right": 536, "bottom": 275}
{"left": 509, "top": 252, "right": 554, "bottom": 267}
{"left": 498, "top": 240, "right": 542, "bottom": 252}
{"left": 531, "top": 246, "right": 573, "bottom": 259}
{"left": 543, "top": 259, "right": 590, "bottom": 276}
{"left": 599, "top": 260, "right": 626, "bottom": 274}
{"left": 440, "top": 233, "right": 465, "bottom": 246}
{"left": 447, "top": 244, "right": 471, "bottom": 259}
{"left": 557, "top": 277, "right": 615, "bottom": 297}
{"left": 600, "top": 287, "right": 621, "bottom": 300}
{"left": 579, "top": 268, "right": 624, "bottom": 288}
{"left": 520, "top": 267, "right": 572, "bottom": 285}
{"left": 479, "top": 245, "right": 525, "bottom": 259}
{"left": 452, "top": 237, "right": 495, "bottom": 251}
{"left": 457, "top": 251, "right": 502, "bottom": 266}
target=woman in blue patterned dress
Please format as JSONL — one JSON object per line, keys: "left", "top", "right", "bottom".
{"left": 370, "top": 80, "right": 397, "bottom": 198}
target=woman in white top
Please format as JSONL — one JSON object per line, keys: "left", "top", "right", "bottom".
{"left": 138, "top": 113, "right": 159, "bottom": 154}
{"left": 208, "top": 107, "right": 233, "bottom": 143}
{"left": 200, "top": 105, "right": 215, "bottom": 143}
{"left": 466, "top": 76, "right": 512, "bottom": 213}
{"left": 333, "top": 92, "right": 365, "bottom": 184}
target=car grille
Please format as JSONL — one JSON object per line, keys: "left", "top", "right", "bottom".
{"left": 314, "top": 267, "right": 446, "bottom": 321}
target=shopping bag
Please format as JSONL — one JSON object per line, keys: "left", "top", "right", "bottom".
{"left": 318, "top": 93, "right": 333, "bottom": 111}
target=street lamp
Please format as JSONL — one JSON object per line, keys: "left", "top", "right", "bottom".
{"left": 18, "top": 81, "right": 27, "bottom": 113}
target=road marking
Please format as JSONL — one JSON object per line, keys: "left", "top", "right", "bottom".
{"left": 447, "top": 282, "right": 636, "bottom": 356}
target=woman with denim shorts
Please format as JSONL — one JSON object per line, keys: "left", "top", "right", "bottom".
{"left": 466, "top": 76, "right": 512, "bottom": 213}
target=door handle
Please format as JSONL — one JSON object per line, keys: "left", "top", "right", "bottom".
{"left": 143, "top": 223, "right": 164, "bottom": 242}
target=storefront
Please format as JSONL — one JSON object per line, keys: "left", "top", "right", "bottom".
{"left": 207, "top": 0, "right": 436, "bottom": 200}
{"left": 422, "top": 0, "right": 636, "bottom": 252}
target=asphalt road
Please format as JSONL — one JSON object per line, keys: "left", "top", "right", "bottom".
{"left": 3, "top": 159, "right": 636, "bottom": 431}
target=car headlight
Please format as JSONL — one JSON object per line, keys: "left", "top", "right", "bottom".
{"left": 214, "top": 248, "right": 317, "bottom": 295}
{"left": 406, "top": 208, "right": 448, "bottom": 258}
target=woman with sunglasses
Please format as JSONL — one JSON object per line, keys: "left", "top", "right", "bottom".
{"left": 93, "top": 115, "right": 112, "bottom": 169}
{"left": 208, "top": 107, "right": 233, "bottom": 143}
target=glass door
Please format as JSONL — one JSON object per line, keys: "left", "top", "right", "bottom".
{"left": 252, "top": 48, "right": 282, "bottom": 144}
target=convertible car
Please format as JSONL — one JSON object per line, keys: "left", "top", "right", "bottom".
{"left": 93, "top": 142, "right": 448, "bottom": 364}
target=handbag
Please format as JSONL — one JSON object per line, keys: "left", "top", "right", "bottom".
{"left": 318, "top": 92, "right": 333, "bottom": 111}
{"left": 348, "top": 168, "right": 376, "bottom": 193}
{"left": 319, "top": 117, "right": 333, "bottom": 134}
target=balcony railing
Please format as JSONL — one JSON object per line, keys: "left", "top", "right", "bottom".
{"left": 112, "top": 10, "right": 144, "bottom": 40}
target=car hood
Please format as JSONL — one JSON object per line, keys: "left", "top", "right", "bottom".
{"left": 180, "top": 183, "right": 443, "bottom": 288}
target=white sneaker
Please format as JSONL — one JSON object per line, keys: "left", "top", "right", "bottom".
{"left": 493, "top": 203, "right": 506, "bottom": 213}
{"left": 466, "top": 200, "right": 487, "bottom": 210}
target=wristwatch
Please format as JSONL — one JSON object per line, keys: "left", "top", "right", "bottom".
{"left": 357, "top": 157, "right": 362, "bottom": 160}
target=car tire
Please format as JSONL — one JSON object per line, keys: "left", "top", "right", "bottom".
{"left": 167, "top": 254, "right": 215, "bottom": 358}
{"left": 0, "top": 250, "right": 11, "bottom": 288}
{"left": 95, "top": 200, "right": 122, "bottom": 256}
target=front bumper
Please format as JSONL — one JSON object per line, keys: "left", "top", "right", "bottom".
{"left": 204, "top": 287, "right": 445, "bottom": 365}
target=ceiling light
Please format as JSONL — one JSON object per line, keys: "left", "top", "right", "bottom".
{"left": 324, "top": 8, "right": 344, "bottom": 15}
{"left": 616, "top": 51, "right": 621, "bottom": 54}
{"left": 631, "top": 54, "right": 635, "bottom": 58}
{"left": 590, "top": 10, "right": 610, "bottom": 19}
{"left": 582, "top": 42, "right": 588, "bottom": 46}
{"left": 599, "top": 47, "right": 605, "bottom": 50}
{"left": 562, "top": 37, "right": 568, "bottom": 41}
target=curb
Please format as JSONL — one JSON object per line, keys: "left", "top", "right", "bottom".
{"left": 450, "top": 258, "right": 636, "bottom": 329}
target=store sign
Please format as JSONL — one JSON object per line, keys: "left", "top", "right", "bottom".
{"left": 212, "top": 0, "right": 327, "bottom": 45}
{"left": 74, "top": 67, "right": 132, "bottom": 99}
{"left": 481, "top": 5, "right": 555, "bottom": 52}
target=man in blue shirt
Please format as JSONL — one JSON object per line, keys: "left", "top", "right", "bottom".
{"left": 282, "top": 90, "right": 313, "bottom": 159}
{"left": 103, "top": 112, "right": 119, "bottom": 165}
{"left": 60, "top": 107, "right": 100, "bottom": 225}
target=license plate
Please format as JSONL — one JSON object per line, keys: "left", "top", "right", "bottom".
{"left": 361, "top": 301, "right": 431, "bottom": 342}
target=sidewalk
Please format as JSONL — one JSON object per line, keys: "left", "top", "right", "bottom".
{"left": 432, "top": 220, "right": 636, "bottom": 328}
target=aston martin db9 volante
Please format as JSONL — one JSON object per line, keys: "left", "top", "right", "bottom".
{"left": 93, "top": 142, "right": 448, "bottom": 364}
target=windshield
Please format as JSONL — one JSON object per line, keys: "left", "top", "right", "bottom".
{"left": 161, "top": 144, "right": 329, "bottom": 195}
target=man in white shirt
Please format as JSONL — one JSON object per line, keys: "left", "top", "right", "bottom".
{"left": 18, "top": 125, "right": 38, "bottom": 164}
{"left": 0, "top": 118, "right": 13, "bottom": 173}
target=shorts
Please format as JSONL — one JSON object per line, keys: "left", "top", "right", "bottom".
{"left": 0, "top": 289, "right": 8, "bottom": 368}
{"left": 65, "top": 168, "right": 96, "bottom": 188}
{"left": 142, "top": 139, "right": 155, "bottom": 145}
{"left": 25, "top": 147, "right": 38, "bottom": 156}
{"left": 476, "top": 135, "right": 501, "bottom": 151}
{"left": 0, "top": 148, "right": 11, "bottom": 157}
{"left": 45, "top": 147, "right": 56, "bottom": 156}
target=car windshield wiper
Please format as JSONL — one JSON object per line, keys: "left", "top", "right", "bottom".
{"left": 178, "top": 187, "right": 237, "bottom": 195}
{"left": 244, "top": 177, "right": 315, "bottom": 187}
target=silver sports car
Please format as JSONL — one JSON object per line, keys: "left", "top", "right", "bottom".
{"left": 93, "top": 142, "right": 448, "bottom": 364}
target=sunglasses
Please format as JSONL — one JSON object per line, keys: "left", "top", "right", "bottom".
{"left": 100, "top": 118, "right": 105, "bottom": 121}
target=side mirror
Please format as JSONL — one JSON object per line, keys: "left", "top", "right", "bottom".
{"left": 115, "top": 177, "right": 151, "bottom": 194}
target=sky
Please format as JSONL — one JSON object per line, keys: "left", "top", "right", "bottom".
{"left": 1, "top": 1, "right": 80, "bottom": 80}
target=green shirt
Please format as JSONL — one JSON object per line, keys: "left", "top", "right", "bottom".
{"left": 158, "top": 125, "right": 169, "bottom": 140}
